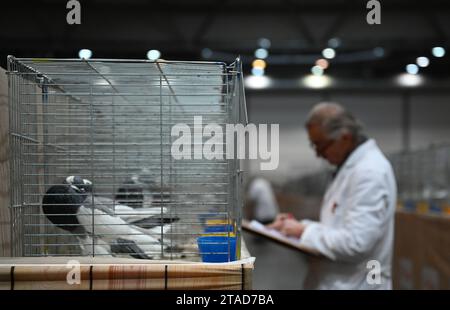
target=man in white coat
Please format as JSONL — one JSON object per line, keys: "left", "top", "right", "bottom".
{"left": 268, "top": 102, "right": 397, "bottom": 289}
{"left": 248, "top": 177, "right": 280, "bottom": 224}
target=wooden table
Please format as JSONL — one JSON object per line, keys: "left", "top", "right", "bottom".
{"left": 0, "top": 252, "right": 254, "bottom": 290}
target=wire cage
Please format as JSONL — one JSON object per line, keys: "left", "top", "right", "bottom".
{"left": 389, "top": 143, "right": 450, "bottom": 213}
{"left": 7, "top": 56, "right": 247, "bottom": 261}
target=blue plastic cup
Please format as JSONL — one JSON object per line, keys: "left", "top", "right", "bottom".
{"left": 197, "top": 213, "right": 221, "bottom": 226}
{"left": 197, "top": 236, "right": 237, "bottom": 263}
{"left": 204, "top": 224, "right": 234, "bottom": 233}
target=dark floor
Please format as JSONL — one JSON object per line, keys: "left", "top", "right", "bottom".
{"left": 243, "top": 231, "right": 309, "bottom": 290}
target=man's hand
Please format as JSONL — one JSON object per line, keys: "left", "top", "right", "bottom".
{"left": 280, "top": 219, "right": 306, "bottom": 238}
{"left": 266, "top": 213, "right": 292, "bottom": 230}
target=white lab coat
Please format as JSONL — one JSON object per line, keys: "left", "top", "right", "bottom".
{"left": 248, "top": 178, "right": 279, "bottom": 223}
{"left": 298, "top": 139, "right": 397, "bottom": 290}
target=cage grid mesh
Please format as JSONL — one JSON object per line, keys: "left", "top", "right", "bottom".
{"left": 8, "top": 56, "right": 247, "bottom": 261}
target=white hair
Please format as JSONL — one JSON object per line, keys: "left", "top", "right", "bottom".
{"left": 306, "top": 102, "right": 366, "bottom": 141}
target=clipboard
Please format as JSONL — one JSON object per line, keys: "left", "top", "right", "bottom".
{"left": 242, "top": 219, "right": 321, "bottom": 256}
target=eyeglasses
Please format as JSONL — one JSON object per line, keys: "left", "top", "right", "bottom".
{"left": 310, "top": 139, "right": 336, "bottom": 155}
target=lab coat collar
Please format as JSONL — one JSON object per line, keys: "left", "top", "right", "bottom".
{"left": 339, "top": 139, "right": 377, "bottom": 171}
